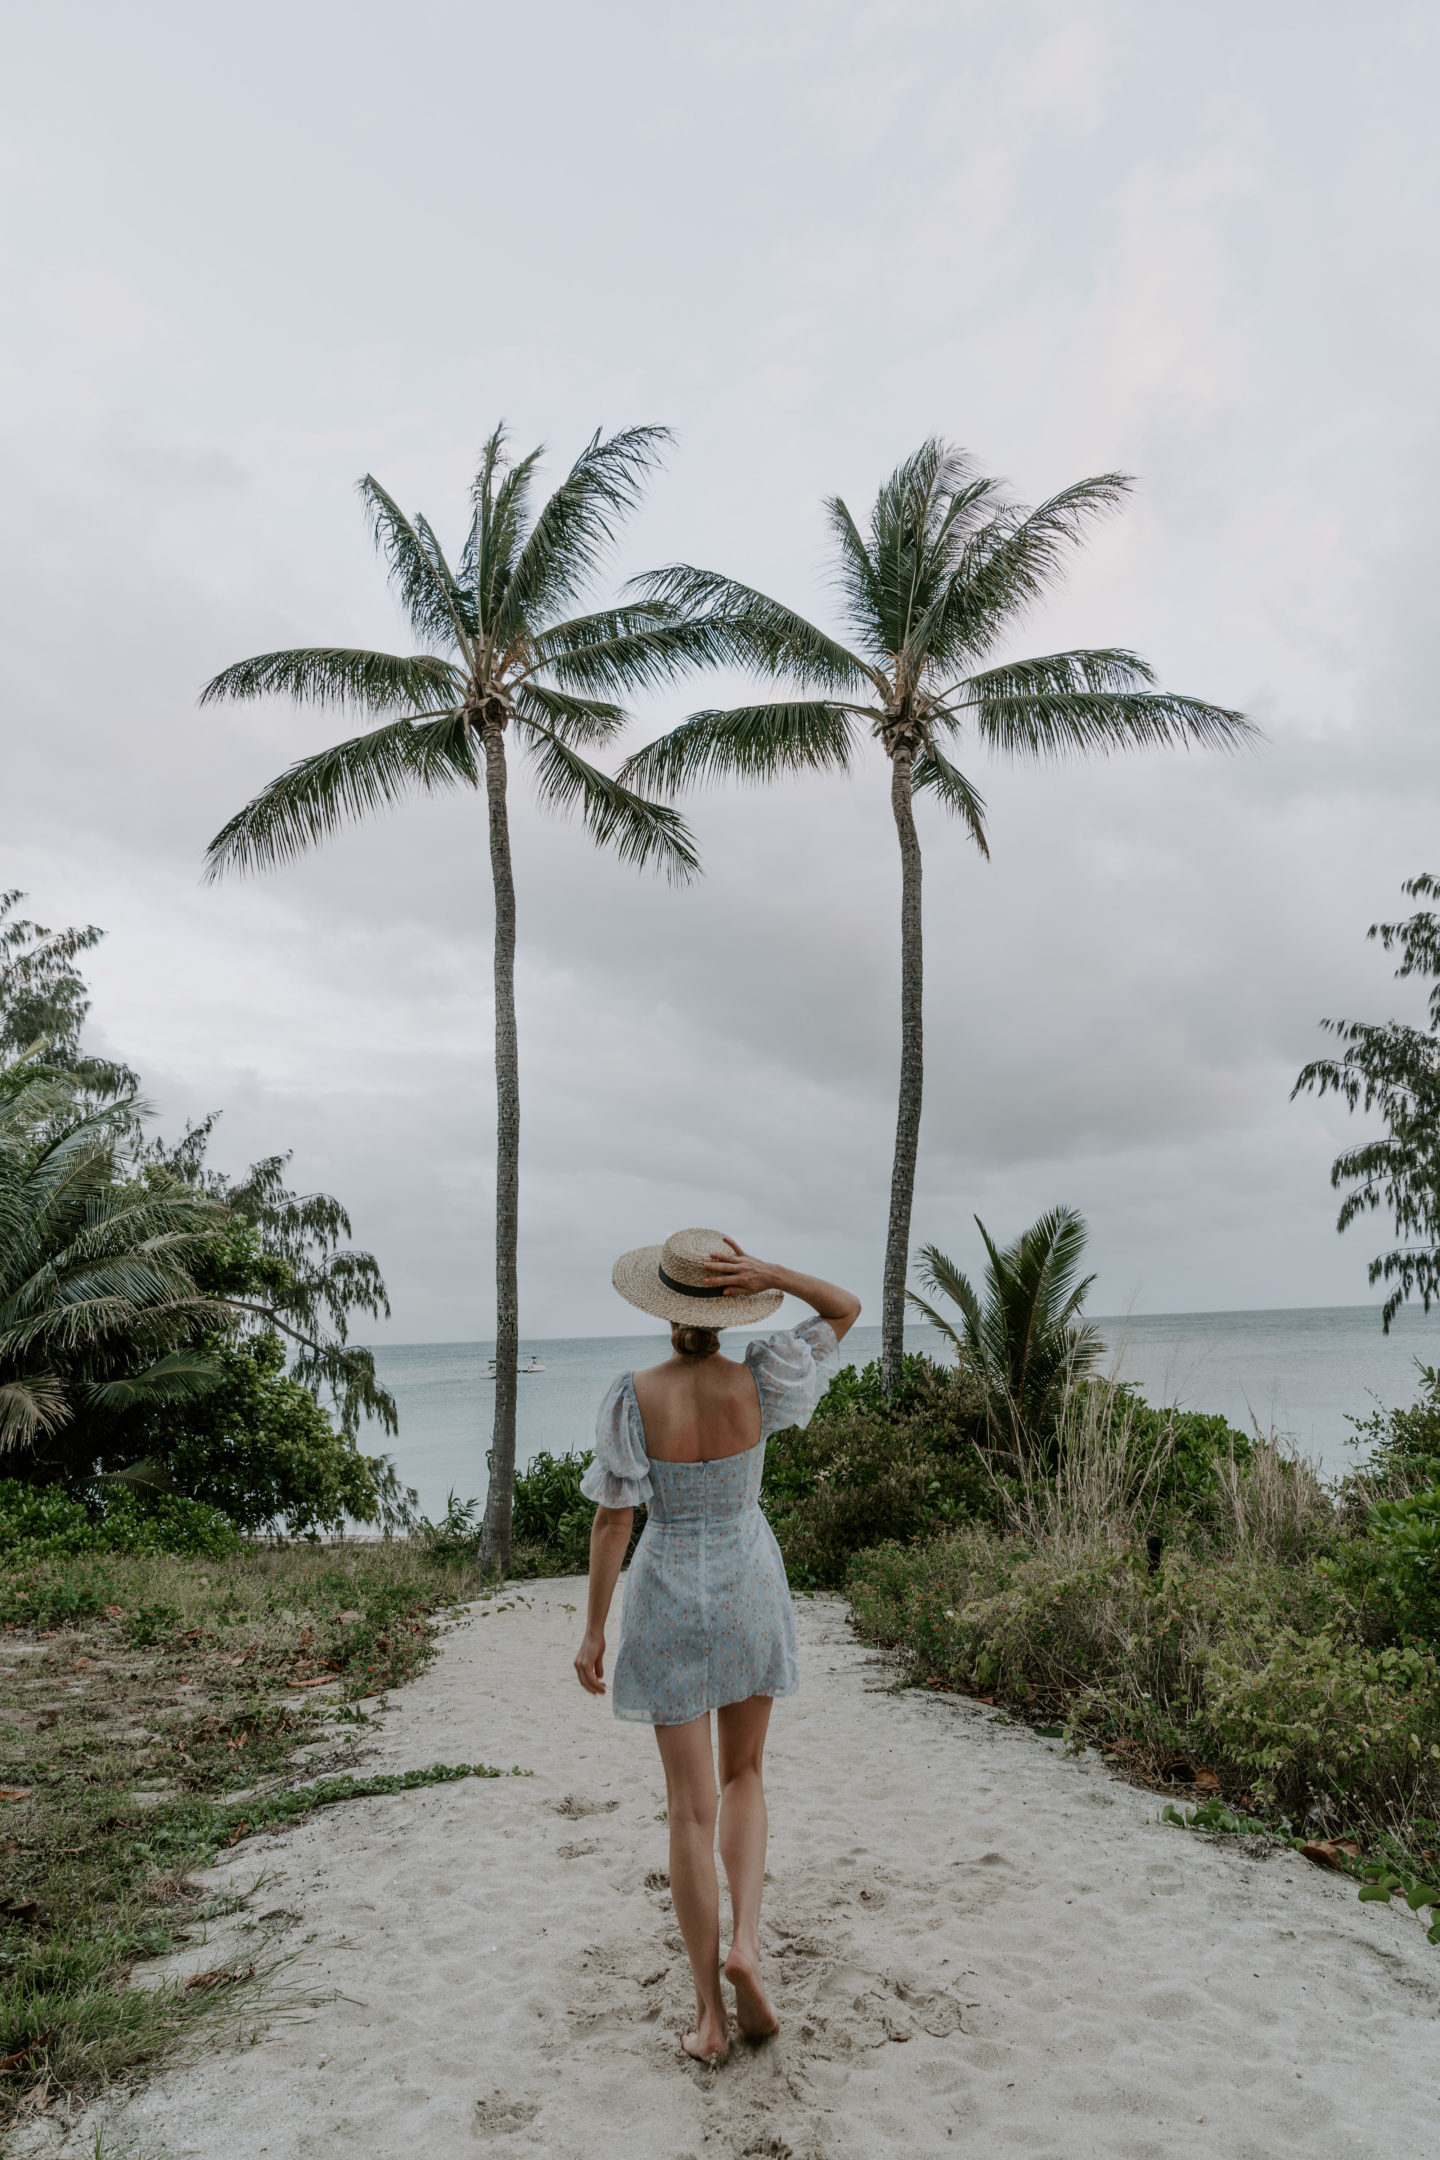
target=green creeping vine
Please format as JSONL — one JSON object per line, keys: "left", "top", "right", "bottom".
{"left": 1162, "top": 1797, "right": 1440, "bottom": 1947}
{"left": 133, "top": 1761, "right": 530, "bottom": 1871}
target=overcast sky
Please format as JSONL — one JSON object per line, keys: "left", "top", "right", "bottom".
{"left": 3, "top": 0, "right": 1438, "bottom": 1340}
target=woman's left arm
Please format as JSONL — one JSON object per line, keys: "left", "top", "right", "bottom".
{"left": 574, "top": 1504, "right": 633, "bottom": 1694}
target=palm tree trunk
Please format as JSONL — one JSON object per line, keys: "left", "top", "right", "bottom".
{"left": 479, "top": 719, "right": 519, "bottom": 1573}
{"left": 882, "top": 743, "right": 923, "bottom": 1395}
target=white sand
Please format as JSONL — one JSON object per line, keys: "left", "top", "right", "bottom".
{"left": 34, "top": 1582, "right": 1439, "bottom": 2158}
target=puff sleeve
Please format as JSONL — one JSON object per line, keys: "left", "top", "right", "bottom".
{"left": 579, "top": 1374, "right": 653, "bottom": 1509}
{"left": 745, "top": 1316, "right": 842, "bottom": 1439}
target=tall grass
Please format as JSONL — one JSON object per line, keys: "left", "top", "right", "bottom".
{"left": 999, "top": 1380, "right": 1178, "bottom": 1550}
{"left": 1213, "top": 1435, "right": 1332, "bottom": 1562}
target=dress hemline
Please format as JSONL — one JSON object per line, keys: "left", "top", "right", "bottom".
{"left": 612, "top": 1679, "right": 799, "bottom": 1727}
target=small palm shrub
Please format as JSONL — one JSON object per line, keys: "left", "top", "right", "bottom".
{"left": 907, "top": 1207, "right": 1101, "bottom": 1465}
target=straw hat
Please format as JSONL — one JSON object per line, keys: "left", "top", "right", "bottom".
{"left": 612, "top": 1226, "right": 784, "bottom": 1329}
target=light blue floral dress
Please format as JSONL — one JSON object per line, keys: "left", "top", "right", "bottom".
{"left": 580, "top": 1318, "right": 840, "bottom": 1726}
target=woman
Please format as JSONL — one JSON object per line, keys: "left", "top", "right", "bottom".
{"left": 573, "top": 1228, "right": 860, "bottom": 2065}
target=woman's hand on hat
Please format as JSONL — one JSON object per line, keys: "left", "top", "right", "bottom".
{"left": 703, "top": 1236, "right": 780, "bottom": 1297}
{"left": 703, "top": 1238, "right": 863, "bottom": 1339}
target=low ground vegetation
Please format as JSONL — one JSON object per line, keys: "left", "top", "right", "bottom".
{"left": 845, "top": 1365, "right": 1440, "bottom": 1907}
{"left": 0, "top": 1536, "right": 492, "bottom": 2128}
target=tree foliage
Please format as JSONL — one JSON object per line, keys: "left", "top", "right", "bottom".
{"left": 1294, "top": 874, "right": 1440, "bottom": 1327}
{"left": 141, "top": 1117, "right": 397, "bottom": 1439}
{"left": 0, "top": 916, "right": 412, "bottom": 1533}
{"left": 0, "top": 891, "right": 136, "bottom": 1096}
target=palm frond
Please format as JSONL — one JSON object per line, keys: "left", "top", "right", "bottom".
{"left": 625, "top": 565, "right": 876, "bottom": 692}
{"left": 910, "top": 743, "right": 990, "bottom": 855}
{"left": 498, "top": 425, "right": 672, "bottom": 636}
{"left": 867, "top": 444, "right": 999, "bottom": 656}
{"left": 962, "top": 683, "right": 1254, "bottom": 759}
{"left": 0, "top": 1373, "right": 68, "bottom": 1451}
{"left": 514, "top": 683, "right": 627, "bottom": 745}
{"left": 523, "top": 729, "right": 701, "bottom": 883}
{"left": 528, "top": 604, "right": 750, "bottom": 696}
{"left": 903, "top": 1287, "right": 967, "bottom": 1359}
{"left": 357, "top": 475, "right": 472, "bottom": 650}
{"left": 413, "top": 513, "right": 477, "bottom": 639}
{"left": 941, "top": 649, "right": 1156, "bottom": 703}
{"left": 199, "top": 648, "right": 465, "bottom": 713}
{"left": 459, "top": 425, "right": 543, "bottom": 633}
{"left": 937, "top": 476, "right": 1134, "bottom": 661}
{"left": 84, "top": 1350, "right": 225, "bottom": 1411}
{"left": 822, "top": 496, "right": 885, "bottom": 638}
{"left": 202, "top": 712, "right": 479, "bottom": 880}
{"left": 619, "top": 703, "right": 860, "bottom": 797}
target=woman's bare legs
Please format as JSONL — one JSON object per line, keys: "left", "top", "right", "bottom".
{"left": 654, "top": 1715, "right": 728, "bottom": 2061}
{"left": 717, "top": 1695, "right": 779, "bottom": 2039}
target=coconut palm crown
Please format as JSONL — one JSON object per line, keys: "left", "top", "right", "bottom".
{"left": 203, "top": 423, "right": 724, "bottom": 1566}
{"left": 620, "top": 441, "right": 1254, "bottom": 1390}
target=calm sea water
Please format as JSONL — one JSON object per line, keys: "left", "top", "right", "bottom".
{"left": 366, "top": 1307, "right": 1440, "bottom": 1523}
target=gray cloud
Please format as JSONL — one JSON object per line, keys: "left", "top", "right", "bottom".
{"left": 3, "top": 0, "right": 1437, "bottom": 1342}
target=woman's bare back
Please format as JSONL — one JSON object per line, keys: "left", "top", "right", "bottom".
{"left": 630, "top": 1352, "right": 762, "bottom": 1463}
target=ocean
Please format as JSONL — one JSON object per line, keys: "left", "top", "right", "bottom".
{"left": 366, "top": 1305, "right": 1440, "bottom": 1523}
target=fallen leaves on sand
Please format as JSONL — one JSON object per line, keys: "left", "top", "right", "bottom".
{"left": 0, "top": 2032, "right": 50, "bottom": 2074}
{"left": 1301, "top": 1839, "right": 1362, "bottom": 1871}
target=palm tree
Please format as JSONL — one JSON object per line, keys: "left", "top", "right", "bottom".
{"left": 906, "top": 1205, "right": 1101, "bottom": 1461}
{"left": 203, "top": 425, "right": 715, "bottom": 1568}
{"left": 620, "top": 442, "right": 1253, "bottom": 1391}
{"left": 0, "top": 1049, "right": 227, "bottom": 1453}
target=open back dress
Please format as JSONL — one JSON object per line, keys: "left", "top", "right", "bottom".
{"left": 579, "top": 1317, "right": 840, "bottom": 1726}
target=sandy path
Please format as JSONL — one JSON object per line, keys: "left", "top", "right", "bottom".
{"left": 48, "top": 1580, "right": 1438, "bottom": 2159}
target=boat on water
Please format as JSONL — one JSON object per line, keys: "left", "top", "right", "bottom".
{"left": 481, "top": 1354, "right": 545, "bottom": 1377}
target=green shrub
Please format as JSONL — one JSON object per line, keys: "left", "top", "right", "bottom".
{"left": 844, "top": 1525, "right": 1440, "bottom": 1827}
{"left": 512, "top": 1449, "right": 598, "bottom": 1568}
{"left": 506, "top": 1448, "right": 646, "bottom": 1577}
{"left": 137, "top": 1334, "right": 381, "bottom": 1535}
{"left": 1103, "top": 1387, "right": 1254, "bottom": 1523}
{"left": 1346, "top": 1362, "right": 1440, "bottom": 1494}
{"left": 0, "top": 1479, "right": 240, "bottom": 1559}
{"left": 0, "top": 1565, "right": 115, "bottom": 1628}
{"left": 1356, "top": 1486, "right": 1440, "bottom": 1639}
{"left": 762, "top": 1354, "right": 996, "bottom": 1588}
{"left": 1205, "top": 1634, "right": 1440, "bottom": 1811}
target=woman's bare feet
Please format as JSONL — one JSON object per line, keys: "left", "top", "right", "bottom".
{"left": 723, "top": 1943, "right": 779, "bottom": 2040}
{"left": 681, "top": 1988, "right": 729, "bottom": 2065}
{"left": 681, "top": 2020, "right": 729, "bottom": 2065}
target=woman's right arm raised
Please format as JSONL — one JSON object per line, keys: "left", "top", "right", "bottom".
{"left": 574, "top": 1505, "right": 632, "bottom": 1695}
{"left": 701, "top": 1237, "right": 862, "bottom": 1341}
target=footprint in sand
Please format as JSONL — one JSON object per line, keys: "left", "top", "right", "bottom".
{"left": 473, "top": 2091, "right": 540, "bottom": 2135}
